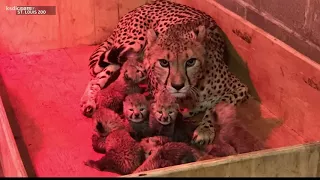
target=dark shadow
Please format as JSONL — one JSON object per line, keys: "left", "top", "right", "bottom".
{"left": 223, "top": 32, "right": 261, "bottom": 102}
{"left": 0, "top": 75, "right": 37, "bottom": 177}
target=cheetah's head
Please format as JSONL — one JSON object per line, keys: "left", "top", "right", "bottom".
{"left": 123, "top": 93, "right": 149, "bottom": 123}
{"left": 121, "top": 52, "right": 147, "bottom": 84}
{"left": 144, "top": 25, "right": 207, "bottom": 99}
{"left": 151, "top": 90, "right": 180, "bottom": 125}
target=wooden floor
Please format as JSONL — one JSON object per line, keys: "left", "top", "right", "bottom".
{"left": 0, "top": 45, "right": 304, "bottom": 177}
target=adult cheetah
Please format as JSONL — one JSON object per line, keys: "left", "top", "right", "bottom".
{"left": 80, "top": 0, "right": 249, "bottom": 146}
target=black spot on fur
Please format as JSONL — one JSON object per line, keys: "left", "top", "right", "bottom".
{"left": 107, "top": 46, "right": 125, "bottom": 64}
{"left": 139, "top": 37, "right": 144, "bottom": 41}
{"left": 98, "top": 52, "right": 111, "bottom": 68}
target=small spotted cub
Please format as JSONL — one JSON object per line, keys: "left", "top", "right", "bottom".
{"left": 94, "top": 56, "right": 147, "bottom": 116}
{"left": 123, "top": 93, "right": 152, "bottom": 141}
{"left": 84, "top": 108, "right": 145, "bottom": 175}
{"left": 208, "top": 102, "right": 265, "bottom": 157}
{"left": 134, "top": 136, "right": 204, "bottom": 173}
{"left": 149, "top": 90, "right": 181, "bottom": 137}
{"left": 149, "top": 90, "right": 192, "bottom": 143}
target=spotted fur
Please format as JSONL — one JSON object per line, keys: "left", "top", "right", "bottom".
{"left": 123, "top": 93, "right": 152, "bottom": 141}
{"left": 149, "top": 90, "right": 181, "bottom": 138}
{"left": 134, "top": 141, "right": 204, "bottom": 173}
{"left": 86, "top": 108, "right": 145, "bottom": 175}
{"left": 82, "top": 52, "right": 147, "bottom": 117}
{"left": 81, "top": 0, "right": 249, "bottom": 146}
{"left": 207, "top": 102, "right": 265, "bottom": 157}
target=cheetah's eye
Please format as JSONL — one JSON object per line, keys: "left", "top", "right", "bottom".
{"left": 169, "top": 111, "right": 173, "bottom": 114}
{"left": 129, "top": 109, "right": 133, "bottom": 111}
{"left": 159, "top": 59, "right": 169, "bottom": 67}
{"left": 186, "top": 58, "right": 197, "bottom": 67}
{"left": 157, "top": 111, "right": 162, "bottom": 114}
{"left": 140, "top": 108, "right": 145, "bottom": 111}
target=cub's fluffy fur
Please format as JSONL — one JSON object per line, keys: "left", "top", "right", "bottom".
{"left": 96, "top": 56, "right": 147, "bottom": 115}
{"left": 149, "top": 90, "right": 180, "bottom": 137}
{"left": 123, "top": 93, "right": 152, "bottom": 141}
{"left": 149, "top": 90, "right": 193, "bottom": 143}
{"left": 85, "top": 108, "right": 145, "bottom": 175}
{"left": 208, "top": 102, "right": 265, "bottom": 157}
{"left": 135, "top": 137, "right": 203, "bottom": 173}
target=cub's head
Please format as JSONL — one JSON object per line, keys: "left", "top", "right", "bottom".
{"left": 151, "top": 90, "right": 180, "bottom": 125}
{"left": 92, "top": 108, "right": 124, "bottom": 137}
{"left": 121, "top": 53, "right": 147, "bottom": 84}
{"left": 123, "top": 93, "right": 149, "bottom": 123}
{"left": 144, "top": 25, "right": 207, "bottom": 98}
{"left": 140, "top": 136, "right": 171, "bottom": 158}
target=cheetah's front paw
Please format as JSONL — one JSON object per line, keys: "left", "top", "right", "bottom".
{"left": 191, "top": 126, "right": 215, "bottom": 147}
{"left": 80, "top": 81, "right": 101, "bottom": 117}
{"left": 80, "top": 97, "right": 97, "bottom": 118}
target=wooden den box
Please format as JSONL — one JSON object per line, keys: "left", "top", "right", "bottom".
{"left": 0, "top": 0, "right": 320, "bottom": 177}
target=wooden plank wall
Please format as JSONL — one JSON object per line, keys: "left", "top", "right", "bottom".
{"left": 125, "top": 142, "right": 320, "bottom": 177}
{"left": 0, "top": 0, "right": 150, "bottom": 54}
{"left": 0, "top": 95, "right": 27, "bottom": 177}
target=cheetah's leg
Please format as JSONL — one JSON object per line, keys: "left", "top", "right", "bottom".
{"left": 191, "top": 109, "right": 216, "bottom": 147}
{"left": 80, "top": 33, "right": 122, "bottom": 117}
{"left": 191, "top": 82, "right": 249, "bottom": 147}
{"left": 80, "top": 65, "right": 120, "bottom": 117}
{"left": 220, "top": 84, "right": 249, "bottom": 105}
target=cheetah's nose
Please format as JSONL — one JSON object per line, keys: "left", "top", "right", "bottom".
{"left": 163, "top": 117, "right": 169, "bottom": 122}
{"left": 134, "top": 113, "right": 140, "bottom": 118}
{"left": 171, "top": 83, "right": 185, "bottom": 91}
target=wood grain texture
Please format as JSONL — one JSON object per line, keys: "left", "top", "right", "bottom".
{"left": 125, "top": 142, "right": 320, "bottom": 177}
{"left": 0, "top": 0, "right": 151, "bottom": 53}
{"left": 0, "top": 95, "right": 27, "bottom": 177}
{"left": 176, "top": 0, "right": 320, "bottom": 142}
{"left": 94, "top": 0, "right": 119, "bottom": 45}
{"left": 118, "top": 0, "right": 148, "bottom": 18}
{"left": 0, "top": 0, "right": 60, "bottom": 54}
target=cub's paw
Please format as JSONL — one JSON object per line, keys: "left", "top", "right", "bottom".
{"left": 91, "top": 134, "right": 106, "bottom": 154}
{"left": 191, "top": 125, "right": 215, "bottom": 147}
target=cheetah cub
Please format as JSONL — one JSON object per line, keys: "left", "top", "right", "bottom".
{"left": 134, "top": 136, "right": 206, "bottom": 174}
{"left": 149, "top": 90, "right": 193, "bottom": 143}
{"left": 123, "top": 93, "right": 152, "bottom": 141}
{"left": 87, "top": 55, "right": 147, "bottom": 117}
{"left": 207, "top": 102, "right": 265, "bottom": 157}
{"left": 84, "top": 108, "right": 145, "bottom": 175}
{"left": 149, "top": 90, "right": 181, "bottom": 138}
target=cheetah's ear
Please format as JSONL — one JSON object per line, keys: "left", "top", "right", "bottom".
{"left": 146, "top": 29, "right": 158, "bottom": 46}
{"left": 191, "top": 25, "right": 206, "bottom": 42}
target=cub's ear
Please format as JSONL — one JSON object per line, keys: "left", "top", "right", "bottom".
{"left": 146, "top": 29, "right": 158, "bottom": 47}
{"left": 191, "top": 25, "right": 206, "bottom": 42}
{"left": 150, "top": 102, "right": 156, "bottom": 111}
